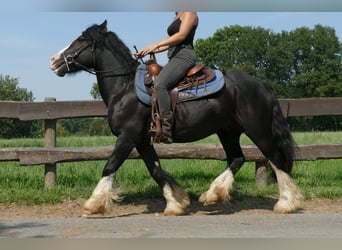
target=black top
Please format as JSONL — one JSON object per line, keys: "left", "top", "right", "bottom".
{"left": 167, "top": 17, "right": 197, "bottom": 47}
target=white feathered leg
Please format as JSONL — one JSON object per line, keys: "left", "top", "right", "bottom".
{"left": 270, "top": 162, "right": 303, "bottom": 213}
{"left": 163, "top": 184, "right": 190, "bottom": 216}
{"left": 83, "top": 174, "right": 122, "bottom": 217}
{"left": 199, "top": 169, "right": 234, "bottom": 205}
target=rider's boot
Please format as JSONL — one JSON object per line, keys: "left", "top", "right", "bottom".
{"left": 160, "top": 111, "right": 173, "bottom": 144}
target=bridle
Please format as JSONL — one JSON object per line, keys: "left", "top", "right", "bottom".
{"left": 62, "top": 39, "right": 137, "bottom": 77}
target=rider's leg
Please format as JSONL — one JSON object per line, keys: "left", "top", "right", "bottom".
{"left": 154, "top": 47, "right": 195, "bottom": 143}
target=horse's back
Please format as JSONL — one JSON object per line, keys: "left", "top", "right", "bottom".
{"left": 223, "top": 70, "right": 278, "bottom": 131}
{"left": 224, "top": 70, "right": 271, "bottom": 93}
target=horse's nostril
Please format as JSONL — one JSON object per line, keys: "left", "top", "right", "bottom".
{"left": 50, "top": 53, "right": 61, "bottom": 62}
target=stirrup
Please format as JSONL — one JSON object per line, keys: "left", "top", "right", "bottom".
{"left": 149, "top": 112, "right": 161, "bottom": 144}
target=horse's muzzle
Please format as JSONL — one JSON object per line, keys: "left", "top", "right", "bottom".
{"left": 50, "top": 53, "right": 66, "bottom": 77}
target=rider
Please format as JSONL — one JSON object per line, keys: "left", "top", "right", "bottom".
{"left": 135, "top": 12, "right": 199, "bottom": 143}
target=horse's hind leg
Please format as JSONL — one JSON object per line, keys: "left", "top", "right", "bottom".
{"left": 136, "top": 143, "right": 190, "bottom": 216}
{"left": 262, "top": 135, "right": 303, "bottom": 213}
{"left": 269, "top": 161, "right": 303, "bottom": 213}
{"left": 246, "top": 126, "right": 303, "bottom": 213}
{"left": 199, "top": 129, "right": 245, "bottom": 205}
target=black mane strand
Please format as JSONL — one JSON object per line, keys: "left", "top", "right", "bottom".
{"left": 83, "top": 23, "right": 136, "bottom": 66}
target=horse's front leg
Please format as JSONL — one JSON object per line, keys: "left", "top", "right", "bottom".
{"left": 83, "top": 137, "right": 134, "bottom": 217}
{"left": 136, "top": 143, "right": 190, "bottom": 216}
{"left": 199, "top": 157, "right": 244, "bottom": 205}
{"left": 199, "top": 130, "right": 244, "bottom": 205}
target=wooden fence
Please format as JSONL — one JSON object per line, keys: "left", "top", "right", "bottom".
{"left": 1, "top": 97, "right": 342, "bottom": 188}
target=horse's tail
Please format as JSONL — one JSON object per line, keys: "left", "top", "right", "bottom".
{"left": 266, "top": 83, "right": 295, "bottom": 174}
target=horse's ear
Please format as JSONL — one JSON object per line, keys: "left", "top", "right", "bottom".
{"left": 100, "top": 20, "right": 108, "bottom": 32}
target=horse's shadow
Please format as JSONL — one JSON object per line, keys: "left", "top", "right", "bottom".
{"left": 127, "top": 196, "right": 279, "bottom": 216}
{"left": 189, "top": 197, "right": 277, "bottom": 215}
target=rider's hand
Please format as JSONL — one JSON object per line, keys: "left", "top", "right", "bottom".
{"left": 134, "top": 44, "right": 159, "bottom": 58}
{"left": 134, "top": 49, "right": 144, "bottom": 59}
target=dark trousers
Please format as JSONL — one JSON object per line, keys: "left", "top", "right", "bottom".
{"left": 154, "top": 46, "right": 196, "bottom": 114}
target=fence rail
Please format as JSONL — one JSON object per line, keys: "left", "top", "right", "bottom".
{"left": 1, "top": 144, "right": 342, "bottom": 165}
{"left": 1, "top": 97, "right": 342, "bottom": 188}
{"left": 1, "top": 97, "right": 341, "bottom": 121}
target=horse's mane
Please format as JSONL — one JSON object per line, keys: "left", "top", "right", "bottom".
{"left": 83, "top": 24, "right": 135, "bottom": 66}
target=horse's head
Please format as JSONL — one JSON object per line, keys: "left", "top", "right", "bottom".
{"left": 50, "top": 20, "right": 108, "bottom": 77}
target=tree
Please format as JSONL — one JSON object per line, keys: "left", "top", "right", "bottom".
{"left": 288, "top": 25, "right": 342, "bottom": 98}
{"left": 0, "top": 75, "right": 34, "bottom": 101}
{"left": 194, "top": 25, "right": 342, "bottom": 130}
{"left": 285, "top": 25, "right": 342, "bottom": 130}
{"left": 195, "top": 25, "right": 273, "bottom": 78}
{"left": 195, "top": 25, "right": 341, "bottom": 96}
{"left": 0, "top": 74, "right": 41, "bottom": 138}
{"left": 90, "top": 82, "right": 102, "bottom": 100}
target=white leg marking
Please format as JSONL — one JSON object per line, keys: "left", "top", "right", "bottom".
{"left": 163, "top": 184, "right": 190, "bottom": 216}
{"left": 199, "top": 169, "right": 234, "bottom": 205}
{"left": 83, "top": 174, "right": 122, "bottom": 216}
{"left": 270, "top": 162, "right": 303, "bottom": 213}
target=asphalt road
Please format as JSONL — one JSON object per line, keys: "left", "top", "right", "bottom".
{"left": 1, "top": 213, "right": 342, "bottom": 238}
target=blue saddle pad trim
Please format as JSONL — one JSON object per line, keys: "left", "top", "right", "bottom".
{"left": 134, "top": 64, "right": 225, "bottom": 105}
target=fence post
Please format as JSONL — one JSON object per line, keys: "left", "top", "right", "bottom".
{"left": 44, "top": 97, "right": 57, "bottom": 189}
{"left": 255, "top": 161, "right": 268, "bottom": 188}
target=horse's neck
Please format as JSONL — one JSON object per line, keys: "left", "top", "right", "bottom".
{"left": 95, "top": 52, "right": 136, "bottom": 106}
{"left": 96, "top": 75, "right": 130, "bottom": 106}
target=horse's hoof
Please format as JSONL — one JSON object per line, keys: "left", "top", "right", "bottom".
{"left": 82, "top": 196, "right": 112, "bottom": 217}
{"left": 199, "top": 192, "right": 219, "bottom": 205}
{"left": 273, "top": 198, "right": 302, "bottom": 214}
{"left": 163, "top": 198, "right": 189, "bottom": 216}
{"left": 82, "top": 208, "right": 94, "bottom": 217}
{"left": 163, "top": 206, "right": 186, "bottom": 216}
{"left": 199, "top": 192, "right": 209, "bottom": 205}
{"left": 82, "top": 205, "right": 106, "bottom": 217}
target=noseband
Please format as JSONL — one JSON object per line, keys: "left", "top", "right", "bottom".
{"left": 62, "top": 39, "right": 137, "bottom": 77}
{"left": 63, "top": 40, "right": 94, "bottom": 73}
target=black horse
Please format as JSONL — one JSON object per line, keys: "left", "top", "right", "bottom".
{"left": 50, "top": 20, "right": 302, "bottom": 216}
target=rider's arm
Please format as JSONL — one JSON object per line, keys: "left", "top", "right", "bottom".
{"left": 135, "top": 12, "right": 197, "bottom": 57}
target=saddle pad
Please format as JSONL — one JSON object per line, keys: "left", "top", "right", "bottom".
{"left": 134, "top": 64, "right": 225, "bottom": 106}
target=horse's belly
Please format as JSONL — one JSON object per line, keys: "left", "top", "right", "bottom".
{"left": 173, "top": 118, "right": 224, "bottom": 142}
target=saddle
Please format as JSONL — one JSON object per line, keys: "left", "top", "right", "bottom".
{"left": 142, "top": 54, "right": 216, "bottom": 143}
{"left": 144, "top": 54, "right": 216, "bottom": 105}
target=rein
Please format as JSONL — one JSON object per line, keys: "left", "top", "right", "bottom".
{"left": 63, "top": 40, "right": 137, "bottom": 77}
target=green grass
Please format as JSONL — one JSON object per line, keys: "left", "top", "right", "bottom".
{"left": 0, "top": 132, "right": 341, "bottom": 204}
{"left": 292, "top": 131, "right": 342, "bottom": 145}
{"left": 0, "top": 136, "right": 116, "bottom": 148}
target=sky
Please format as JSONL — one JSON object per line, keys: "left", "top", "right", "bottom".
{"left": 1, "top": 2, "right": 342, "bottom": 101}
